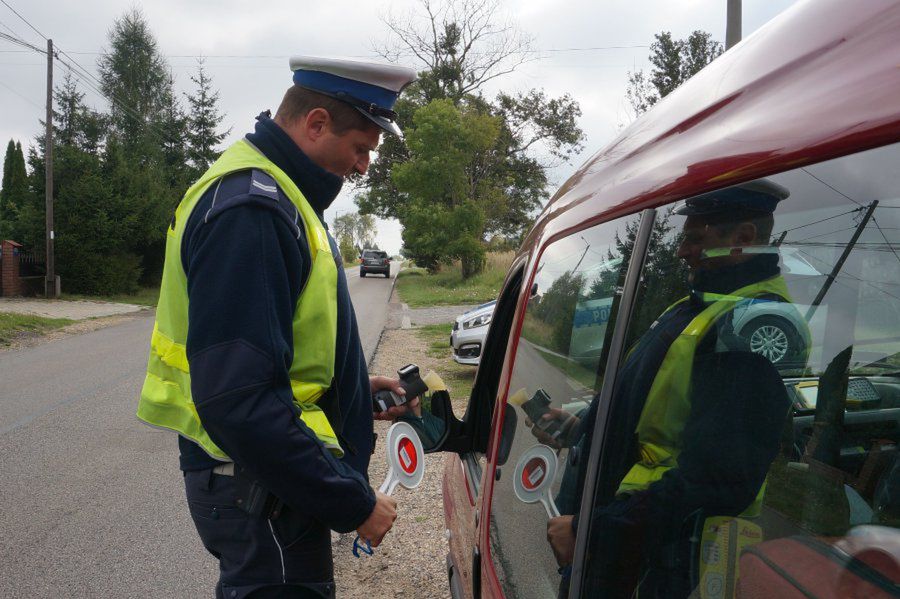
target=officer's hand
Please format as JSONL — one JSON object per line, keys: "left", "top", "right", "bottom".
{"left": 524, "top": 408, "right": 578, "bottom": 449}
{"left": 547, "top": 515, "right": 576, "bottom": 566}
{"left": 370, "top": 375, "right": 420, "bottom": 420}
{"left": 356, "top": 491, "right": 397, "bottom": 547}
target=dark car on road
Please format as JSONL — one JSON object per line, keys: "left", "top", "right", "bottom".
{"left": 360, "top": 249, "right": 390, "bottom": 278}
{"left": 400, "top": 1, "right": 900, "bottom": 597}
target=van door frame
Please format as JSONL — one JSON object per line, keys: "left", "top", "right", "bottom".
{"left": 567, "top": 208, "right": 657, "bottom": 598}
{"left": 472, "top": 208, "right": 657, "bottom": 598}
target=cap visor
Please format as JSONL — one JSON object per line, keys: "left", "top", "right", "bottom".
{"left": 355, "top": 107, "right": 403, "bottom": 137}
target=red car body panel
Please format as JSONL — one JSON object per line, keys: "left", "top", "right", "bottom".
{"left": 442, "top": 1, "right": 900, "bottom": 597}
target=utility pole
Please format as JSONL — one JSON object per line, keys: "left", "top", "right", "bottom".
{"left": 44, "top": 38, "right": 57, "bottom": 298}
{"left": 805, "top": 201, "right": 878, "bottom": 322}
{"left": 726, "top": 0, "right": 742, "bottom": 50}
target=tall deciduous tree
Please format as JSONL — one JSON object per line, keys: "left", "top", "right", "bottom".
{"left": 358, "top": 0, "right": 584, "bottom": 274}
{"left": 626, "top": 30, "right": 724, "bottom": 117}
{"left": 393, "top": 99, "right": 500, "bottom": 276}
{"left": 333, "top": 211, "right": 377, "bottom": 250}
{"left": 185, "top": 58, "right": 229, "bottom": 174}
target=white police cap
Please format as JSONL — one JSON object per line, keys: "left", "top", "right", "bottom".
{"left": 289, "top": 56, "right": 417, "bottom": 137}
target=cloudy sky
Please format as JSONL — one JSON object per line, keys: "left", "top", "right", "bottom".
{"left": 0, "top": 0, "right": 798, "bottom": 254}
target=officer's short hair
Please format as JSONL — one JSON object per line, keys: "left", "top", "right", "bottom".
{"left": 275, "top": 85, "right": 375, "bottom": 135}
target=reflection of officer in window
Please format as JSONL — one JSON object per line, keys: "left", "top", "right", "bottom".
{"left": 544, "top": 180, "right": 800, "bottom": 598}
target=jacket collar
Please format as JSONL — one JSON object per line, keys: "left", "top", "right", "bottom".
{"left": 690, "top": 253, "right": 781, "bottom": 302}
{"left": 245, "top": 111, "right": 343, "bottom": 215}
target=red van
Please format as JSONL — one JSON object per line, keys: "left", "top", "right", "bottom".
{"left": 411, "top": 1, "right": 900, "bottom": 597}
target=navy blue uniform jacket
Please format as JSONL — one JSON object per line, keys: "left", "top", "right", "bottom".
{"left": 177, "top": 114, "right": 376, "bottom": 534}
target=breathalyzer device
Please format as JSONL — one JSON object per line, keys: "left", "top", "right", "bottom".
{"left": 373, "top": 363, "right": 428, "bottom": 412}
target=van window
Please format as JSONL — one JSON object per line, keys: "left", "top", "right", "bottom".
{"left": 581, "top": 142, "right": 900, "bottom": 597}
{"left": 362, "top": 250, "right": 387, "bottom": 259}
{"left": 487, "top": 213, "right": 640, "bottom": 599}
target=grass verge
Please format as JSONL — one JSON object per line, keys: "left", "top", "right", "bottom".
{"left": 60, "top": 286, "right": 160, "bottom": 307}
{"left": 415, "top": 323, "right": 477, "bottom": 402}
{"left": 0, "top": 312, "right": 74, "bottom": 345}
{"left": 396, "top": 251, "right": 513, "bottom": 308}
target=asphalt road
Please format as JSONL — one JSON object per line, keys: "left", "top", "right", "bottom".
{"left": 0, "top": 262, "right": 397, "bottom": 598}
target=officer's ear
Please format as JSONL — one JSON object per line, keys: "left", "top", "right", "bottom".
{"left": 304, "top": 107, "right": 332, "bottom": 140}
{"left": 732, "top": 221, "right": 758, "bottom": 246}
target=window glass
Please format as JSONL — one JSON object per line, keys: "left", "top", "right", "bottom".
{"left": 583, "top": 142, "right": 900, "bottom": 598}
{"left": 488, "top": 214, "right": 641, "bottom": 598}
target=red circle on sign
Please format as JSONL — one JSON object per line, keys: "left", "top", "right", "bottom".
{"left": 398, "top": 437, "right": 418, "bottom": 475}
{"left": 522, "top": 456, "right": 547, "bottom": 491}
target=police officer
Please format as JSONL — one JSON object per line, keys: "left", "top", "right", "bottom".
{"left": 541, "top": 180, "right": 802, "bottom": 597}
{"left": 137, "top": 56, "right": 417, "bottom": 598}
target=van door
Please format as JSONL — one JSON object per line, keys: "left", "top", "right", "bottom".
{"left": 478, "top": 211, "right": 646, "bottom": 598}
{"left": 573, "top": 142, "right": 900, "bottom": 597}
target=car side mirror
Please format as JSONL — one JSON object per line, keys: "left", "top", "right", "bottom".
{"left": 397, "top": 389, "right": 471, "bottom": 453}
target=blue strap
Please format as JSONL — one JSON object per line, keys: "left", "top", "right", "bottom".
{"left": 352, "top": 535, "right": 373, "bottom": 558}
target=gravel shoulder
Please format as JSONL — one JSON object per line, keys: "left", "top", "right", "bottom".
{"left": 333, "top": 291, "right": 476, "bottom": 598}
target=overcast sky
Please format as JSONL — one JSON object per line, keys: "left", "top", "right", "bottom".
{"left": 0, "top": 0, "right": 798, "bottom": 254}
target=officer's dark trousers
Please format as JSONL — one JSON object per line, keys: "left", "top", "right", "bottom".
{"left": 185, "top": 468, "right": 336, "bottom": 599}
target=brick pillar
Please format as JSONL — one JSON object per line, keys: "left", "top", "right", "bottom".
{"left": 1, "top": 240, "right": 24, "bottom": 297}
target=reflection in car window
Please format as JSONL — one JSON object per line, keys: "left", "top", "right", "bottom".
{"left": 582, "top": 142, "right": 900, "bottom": 598}
{"left": 488, "top": 214, "right": 640, "bottom": 599}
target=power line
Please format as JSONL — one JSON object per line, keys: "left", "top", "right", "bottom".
{"left": 801, "top": 167, "right": 864, "bottom": 207}
{"left": 29, "top": 44, "right": 651, "bottom": 60}
{"left": 872, "top": 216, "right": 900, "bottom": 268}
{"left": 771, "top": 207, "right": 862, "bottom": 240}
{"left": 789, "top": 225, "right": 858, "bottom": 245}
{"left": 0, "top": 77, "right": 42, "bottom": 108}
{"left": 0, "top": 18, "right": 183, "bottom": 148}
{"left": 52, "top": 56, "right": 180, "bottom": 145}
{"left": 795, "top": 246, "right": 900, "bottom": 304}
{"left": 0, "top": 0, "right": 47, "bottom": 41}
{"left": 0, "top": 29, "right": 45, "bottom": 53}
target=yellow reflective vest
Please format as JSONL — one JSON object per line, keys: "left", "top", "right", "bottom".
{"left": 617, "top": 275, "right": 795, "bottom": 517}
{"left": 137, "top": 139, "right": 343, "bottom": 460}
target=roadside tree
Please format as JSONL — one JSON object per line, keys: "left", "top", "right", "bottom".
{"left": 0, "top": 140, "right": 28, "bottom": 240}
{"left": 357, "top": 0, "right": 584, "bottom": 275}
{"left": 333, "top": 212, "right": 377, "bottom": 250}
{"left": 185, "top": 58, "right": 230, "bottom": 176}
{"left": 626, "top": 30, "right": 723, "bottom": 117}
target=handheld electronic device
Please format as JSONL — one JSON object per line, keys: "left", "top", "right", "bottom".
{"left": 521, "top": 389, "right": 565, "bottom": 440}
{"left": 373, "top": 363, "right": 429, "bottom": 412}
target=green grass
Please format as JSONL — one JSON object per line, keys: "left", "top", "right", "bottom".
{"left": 60, "top": 286, "right": 160, "bottom": 307}
{"left": 415, "top": 323, "right": 477, "bottom": 402}
{"left": 0, "top": 312, "right": 74, "bottom": 344}
{"left": 397, "top": 252, "right": 514, "bottom": 308}
{"left": 419, "top": 323, "right": 455, "bottom": 358}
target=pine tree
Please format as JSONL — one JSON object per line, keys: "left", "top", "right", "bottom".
{"left": 625, "top": 30, "right": 724, "bottom": 117}
{"left": 97, "top": 9, "right": 182, "bottom": 286}
{"left": 98, "top": 8, "right": 171, "bottom": 155}
{"left": 185, "top": 58, "right": 229, "bottom": 174}
{"left": 157, "top": 69, "right": 190, "bottom": 187}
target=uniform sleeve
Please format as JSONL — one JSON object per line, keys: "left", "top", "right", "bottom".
{"left": 183, "top": 198, "right": 376, "bottom": 533}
